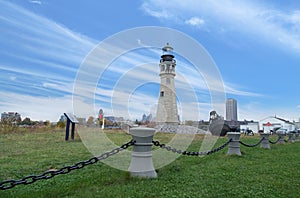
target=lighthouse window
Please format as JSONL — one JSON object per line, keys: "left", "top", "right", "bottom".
{"left": 166, "top": 78, "right": 170, "bottom": 84}
{"left": 160, "top": 91, "right": 164, "bottom": 97}
{"left": 166, "top": 65, "right": 170, "bottom": 72}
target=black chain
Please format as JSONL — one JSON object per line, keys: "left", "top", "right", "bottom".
{"left": 269, "top": 136, "right": 281, "bottom": 144}
{"left": 239, "top": 137, "right": 265, "bottom": 147}
{"left": 152, "top": 139, "right": 232, "bottom": 156}
{"left": 0, "top": 140, "right": 135, "bottom": 190}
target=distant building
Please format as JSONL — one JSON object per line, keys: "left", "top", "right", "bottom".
{"left": 105, "top": 116, "right": 115, "bottom": 123}
{"left": 1, "top": 112, "right": 21, "bottom": 122}
{"left": 294, "top": 121, "right": 300, "bottom": 129}
{"left": 114, "top": 117, "right": 124, "bottom": 122}
{"left": 226, "top": 98, "right": 238, "bottom": 121}
{"left": 105, "top": 116, "right": 122, "bottom": 124}
{"left": 259, "top": 116, "right": 295, "bottom": 133}
{"left": 240, "top": 122, "right": 259, "bottom": 133}
{"left": 77, "top": 117, "right": 86, "bottom": 124}
{"left": 141, "top": 113, "right": 152, "bottom": 123}
{"left": 102, "top": 116, "right": 123, "bottom": 129}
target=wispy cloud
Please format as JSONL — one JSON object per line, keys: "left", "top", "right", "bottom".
{"left": 141, "top": 0, "right": 300, "bottom": 52}
{"left": 1, "top": 1, "right": 264, "bottom": 121}
{"left": 0, "top": 91, "right": 73, "bottom": 121}
{"left": 141, "top": 2, "right": 175, "bottom": 20}
{"left": 29, "top": 0, "right": 42, "bottom": 5}
{"left": 0, "top": 1, "right": 97, "bottom": 120}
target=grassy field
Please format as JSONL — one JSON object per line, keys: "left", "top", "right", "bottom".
{"left": 0, "top": 129, "right": 299, "bottom": 197}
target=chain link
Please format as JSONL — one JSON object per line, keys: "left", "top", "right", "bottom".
{"left": 152, "top": 139, "right": 232, "bottom": 156}
{"left": 0, "top": 140, "right": 135, "bottom": 190}
{"left": 269, "top": 136, "right": 281, "bottom": 144}
{"left": 239, "top": 137, "right": 265, "bottom": 147}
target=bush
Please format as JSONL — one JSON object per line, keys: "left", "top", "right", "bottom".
{"left": 56, "top": 121, "right": 66, "bottom": 128}
{"left": 0, "top": 120, "right": 18, "bottom": 133}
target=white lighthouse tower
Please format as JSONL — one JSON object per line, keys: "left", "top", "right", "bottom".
{"left": 156, "top": 43, "right": 179, "bottom": 125}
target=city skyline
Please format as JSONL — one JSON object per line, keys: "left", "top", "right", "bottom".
{"left": 1, "top": 1, "right": 300, "bottom": 122}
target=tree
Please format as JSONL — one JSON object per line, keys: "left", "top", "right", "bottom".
{"left": 56, "top": 121, "right": 66, "bottom": 128}
{"left": 135, "top": 119, "right": 141, "bottom": 125}
{"left": 21, "top": 117, "right": 31, "bottom": 125}
{"left": 87, "top": 116, "right": 95, "bottom": 125}
{"left": 0, "top": 119, "right": 18, "bottom": 133}
{"left": 43, "top": 120, "right": 50, "bottom": 126}
{"left": 16, "top": 116, "right": 22, "bottom": 125}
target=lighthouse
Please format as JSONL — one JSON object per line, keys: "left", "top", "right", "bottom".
{"left": 156, "top": 43, "right": 179, "bottom": 125}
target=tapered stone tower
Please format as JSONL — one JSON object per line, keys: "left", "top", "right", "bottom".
{"left": 156, "top": 43, "right": 179, "bottom": 125}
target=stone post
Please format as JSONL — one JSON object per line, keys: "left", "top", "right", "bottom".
{"left": 277, "top": 133, "right": 285, "bottom": 144}
{"left": 287, "top": 133, "right": 294, "bottom": 143}
{"left": 128, "top": 127, "right": 157, "bottom": 178}
{"left": 295, "top": 132, "right": 300, "bottom": 142}
{"left": 227, "top": 132, "right": 241, "bottom": 156}
{"left": 260, "top": 133, "right": 271, "bottom": 149}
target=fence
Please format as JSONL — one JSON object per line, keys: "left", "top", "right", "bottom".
{"left": 1, "top": 127, "right": 299, "bottom": 190}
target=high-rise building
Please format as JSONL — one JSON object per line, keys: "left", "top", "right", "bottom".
{"left": 1, "top": 112, "right": 21, "bottom": 122}
{"left": 156, "top": 43, "right": 179, "bottom": 125}
{"left": 226, "top": 98, "right": 238, "bottom": 121}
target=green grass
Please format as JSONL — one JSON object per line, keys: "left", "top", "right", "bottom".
{"left": 0, "top": 130, "right": 299, "bottom": 197}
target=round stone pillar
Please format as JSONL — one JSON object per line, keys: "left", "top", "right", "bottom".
{"left": 287, "top": 133, "right": 294, "bottom": 143}
{"left": 295, "top": 132, "right": 300, "bottom": 142}
{"left": 128, "top": 127, "right": 157, "bottom": 178}
{"left": 277, "top": 133, "right": 286, "bottom": 144}
{"left": 260, "top": 133, "right": 271, "bottom": 149}
{"left": 227, "top": 132, "right": 241, "bottom": 156}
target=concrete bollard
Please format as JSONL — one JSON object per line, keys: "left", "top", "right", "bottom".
{"left": 287, "top": 133, "right": 295, "bottom": 143}
{"left": 295, "top": 132, "right": 300, "bottom": 142}
{"left": 128, "top": 127, "right": 157, "bottom": 178}
{"left": 227, "top": 132, "right": 241, "bottom": 156}
{"left": 260, "top": 133, "right": 271, "bottom": 149}
{"left": 277, "top": 133, "right": 286, "bottom": 144}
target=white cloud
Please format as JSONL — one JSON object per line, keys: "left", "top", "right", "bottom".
{"left": 1, "top": 1, "right": 266, "bottom": 122}
{"left": 238, "top": 102, "right": 300, "bottom": 122}
{"left": 141, "top": 0, "right": 300, "bottom": 52}
{"left": 0, "top": 91, "right": 73, "bottom": 121}
{"left": 185, "top": 17, "right": 205, "bottom": 26}
{"left": 224, "top": 83, "right": 263, "bottom": 97}
{"left": 0, "top": 1, "right": 98, "bottom": 121}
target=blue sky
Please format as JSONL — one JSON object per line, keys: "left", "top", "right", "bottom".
{"left": 1, "top": 0, "right": 300, "bottom": 122}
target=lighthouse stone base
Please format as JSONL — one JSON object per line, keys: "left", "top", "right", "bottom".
{"left": 155, "top": 124, "right": 208, "bottom": 134}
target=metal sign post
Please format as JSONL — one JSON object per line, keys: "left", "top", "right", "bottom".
{"left": 64, "top": 113, "right": 79, "bottom": 141}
